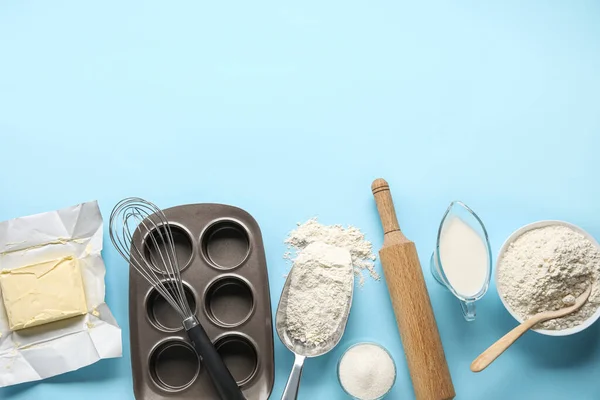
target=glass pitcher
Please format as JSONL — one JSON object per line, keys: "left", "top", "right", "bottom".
{"left": 430, "top": 201, "right": 492, "bottom": 321}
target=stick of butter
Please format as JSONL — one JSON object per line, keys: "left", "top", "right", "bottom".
{"left": 0, "top": 256, "right": 88, "bottom": 330}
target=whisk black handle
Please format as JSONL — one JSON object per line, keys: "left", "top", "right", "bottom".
{"left": 187, "top": 324, "right": 246, "bottom": 400}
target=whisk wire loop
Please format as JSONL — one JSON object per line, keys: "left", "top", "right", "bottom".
{"left": 109, "top": 197, "right": 192, "bottom": 320}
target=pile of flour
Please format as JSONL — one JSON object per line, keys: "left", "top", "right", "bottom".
{"left": 497, "top": 225, "right": 600, "bottom": 330}
{"left": 284, "top": 242, "right": 353, "bottom": 347}
{"left": 284, "top": 218, "right": 379, "bottom": 286}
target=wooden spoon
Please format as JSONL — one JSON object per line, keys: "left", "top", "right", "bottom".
{"left": 471, "top": 285, "right": 592, "bottom": 373}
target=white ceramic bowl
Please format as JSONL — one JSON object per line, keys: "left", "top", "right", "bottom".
{"left": 495, "top": 220, "right": 600, "bottom": 336}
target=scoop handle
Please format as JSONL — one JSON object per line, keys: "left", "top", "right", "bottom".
{"left": 281, "top": 353, "right": 306, "bottom": 400}
{"left": 187, "top": 324, "right": 246, "bottom": 400}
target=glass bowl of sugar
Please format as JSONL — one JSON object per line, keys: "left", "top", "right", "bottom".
{"left": 337, "top": 342, "right": 396, "bottom": 400}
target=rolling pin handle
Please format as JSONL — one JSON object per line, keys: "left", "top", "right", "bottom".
{"left": 372, "top": 178, "right": 401, "bottom": 235}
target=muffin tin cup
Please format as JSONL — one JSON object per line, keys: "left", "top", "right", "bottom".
{"left": 142, "top": 223, "right": 195, "bottom": 274}
{"left": 146, "top": 281, "right": 197, "bottom": 333}
{"left": 149, "top": 339, "right": 201, "bottom": 392}
{"left": 214, "top": 333, "right": 260, "bottom": 387}
{"left": 129, "top": 204, "right": 275, "bottom": 400}
{"left": 201, "top": 219, "right": 251, "bottom": 270}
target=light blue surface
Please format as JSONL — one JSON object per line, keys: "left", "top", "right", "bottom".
{"left": 1, "top": 1, "right": 600, "bottom": 399}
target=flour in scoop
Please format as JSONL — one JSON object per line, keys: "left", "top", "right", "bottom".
{"left": 284, "top": 242, "right": 353, "bottom": 347}
{"left": 439, "top": 216, "right": 488, "bottom": 297}
{"left": 498, "top": 225, "right": 600, "bottom": 330}
{"left": 284, "top": 218, "right": 379, "bottom": 286}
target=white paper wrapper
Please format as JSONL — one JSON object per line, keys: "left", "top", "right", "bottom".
{"left": 0, "top": 201, "right": 122, "bottom": 387}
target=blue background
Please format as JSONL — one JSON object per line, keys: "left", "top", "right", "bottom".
{"left": 1, "top": 1, "right": 600, "bottom": 399}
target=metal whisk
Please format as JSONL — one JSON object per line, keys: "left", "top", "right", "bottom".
{"left": 109, "top": 197, "right": 245, "bottom": 400}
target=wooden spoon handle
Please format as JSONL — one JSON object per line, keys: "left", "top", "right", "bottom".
{"left": 470, "top": 318, "right": 539, "bottom": 373}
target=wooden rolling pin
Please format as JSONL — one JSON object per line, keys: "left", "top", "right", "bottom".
{"left": 372, "top": 178, "right": 455, "bottom": 400}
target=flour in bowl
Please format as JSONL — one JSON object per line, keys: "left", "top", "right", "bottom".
{"left": 497, "top": 225, "right": 600, "bottom": 330}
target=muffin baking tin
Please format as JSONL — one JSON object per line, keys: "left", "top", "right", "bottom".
{"left": 129, "top": 204, "right": 274, "bottom": 399}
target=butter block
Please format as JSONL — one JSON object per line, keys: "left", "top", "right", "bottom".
{"left": 0, "top": 256, "right": 88, "bottom": 330}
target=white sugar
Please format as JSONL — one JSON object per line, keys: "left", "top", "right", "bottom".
{"left": 338, "top": 343, "right": 396, "bottom": 400}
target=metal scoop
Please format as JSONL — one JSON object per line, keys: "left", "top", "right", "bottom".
{"left": 275, "top": 249, "right": 354, "bottom": 400}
